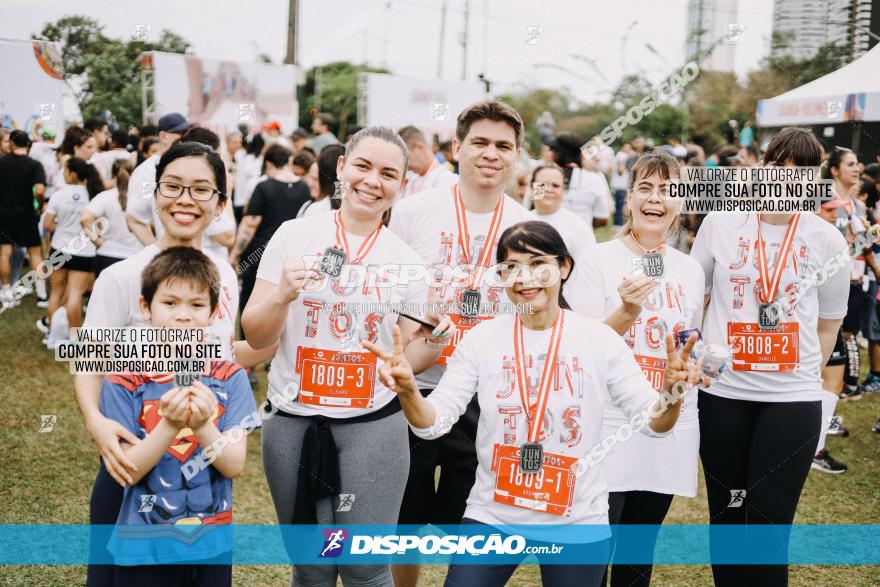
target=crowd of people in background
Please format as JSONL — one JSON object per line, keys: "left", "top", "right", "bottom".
{"left": 1, "top": 101, "right": 880, "bottom": 587}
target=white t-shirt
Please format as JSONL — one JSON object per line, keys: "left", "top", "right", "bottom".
{"left": 690, "top": 212, "right": 850, "bottom": 403}
{"left": 567, "top": 239, "right": 703, "bottom": 496}
{"left": 83, "top": 244, "right": 239, "bottom": 360}
{"left": 299, "top": 197, "right": 332, "bottom": 218}
{"left": 97, "top": 149, "right": 132, "bottom": 182}
{"left": 401, "top": 163, "right": 458, "bottom": 199}
{"left": 125, "top": 154, "right": 160, "bottom": 227}
{"left": 202, "top": 204, "right": 236, "bottom": 262}
{"left": 610, "top": 151, "right": 630, "bottom": 191}
{"left": 85, "top": 188, "right": 144, "bottom": 259}
{"left": 563, "top": 169, "right": 611, "bottom": 227}
{"left": 46, "top": 185, "right": 95, "bottom": 257}
{"left": 389, "top": 184, "right": 536, "bottom": 388}
{"left": 233, "top": 154, "right": 262, "bottom": 208}
{"left": 412, "top": 312, "right": 667, "bottom": 528}
{"left": 535, "top": 207, "right": 596, "bottom": 260}
{"left": 255, "top": 212, "right": 430, "bottom": 418}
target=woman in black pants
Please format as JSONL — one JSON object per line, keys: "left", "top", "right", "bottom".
{"left": 690, "top": 127, "right": 850, "bottom": 586}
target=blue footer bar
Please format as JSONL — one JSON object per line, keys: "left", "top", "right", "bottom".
{"left": 0, "top": 524, "right": 877, "bottom": 565}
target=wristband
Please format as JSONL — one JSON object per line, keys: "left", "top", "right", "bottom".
{"left": 424, "top": 337, "right": 450, "bottom": 349}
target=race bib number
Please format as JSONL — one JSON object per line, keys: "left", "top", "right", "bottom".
{"left": 728, "top": 322, "right": 799, "bottom": 373}
{"left": 635, "top": 354, "right": 666, "bottom": 392}
{"left": 296, "top": 346, "right": 376, "bottom": 408}
{"left": 490, "top": 444, "right": 577, "bottom": 516}
{"left": 434, "top": 313, "right": 492, "bottom": 366}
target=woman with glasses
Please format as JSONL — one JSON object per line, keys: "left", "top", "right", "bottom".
{"left": 567, "top": 152, "right": 704, "bottom": 586}
{"left": 690, "top": 127, "right": 850, "bottom": 586}
{"left": 366, "top": 220, "right": 703, "bottom": 587}
{"left": 529, "top": 163, "right": 596, "bottom": 260}
{"left": 242, "top": 127, "right": 454, "bottom": 587}
{"left": 77, "top": 141, "right": 269, "bottom": 586}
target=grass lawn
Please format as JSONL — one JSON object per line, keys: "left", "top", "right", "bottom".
{"left": 1, "top": 226, "right": 878, "bottom": 585}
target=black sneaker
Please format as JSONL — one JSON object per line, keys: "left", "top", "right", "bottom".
{"left": 841, "top": 385, "right": 863, "bottom": 401}
{"left": 811, "top": 449, "right": 848, "bottom": 474}
{"left": 827, "top": 416, "right": 849, "bottom": 437}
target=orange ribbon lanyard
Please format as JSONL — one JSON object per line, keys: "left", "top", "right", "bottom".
{"left": 453, "top": 183, "right": 505, "bottom": 290}
{"left": 333, "top": 210, "right": 382, "bottom": 265}
{"left": 629, "top": 230, "right": 665, "bottom": 254}
{"left": 755, "top": 213, "right": 800, "bottom": 304}
{"left": 513, "top": 310, "right": 565, "bottom": 443}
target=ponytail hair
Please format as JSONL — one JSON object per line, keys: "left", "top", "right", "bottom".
{"left": 66, "top": 157, "right": 103, "bottom": 199}
{"left": 112, "top": 159, "right": 133, "bottom": 210}
{"left": 496, "top": 220, "right": 575, "bottom": 310}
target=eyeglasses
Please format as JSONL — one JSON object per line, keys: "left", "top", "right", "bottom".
{"left": 496, "top": 255, "right": 560, "bottom": 280}
{"left": 632, "top": 183, "right": 670, "bottom": 199}
{"left": 157, "top": 181, "right": 221, "bottom": 201}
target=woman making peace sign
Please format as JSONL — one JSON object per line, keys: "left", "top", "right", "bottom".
{"left": 365, "top": 220, "right": 703, "bottom": 587}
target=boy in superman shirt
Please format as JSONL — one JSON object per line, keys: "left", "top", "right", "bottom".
{"left": 100, "top": 246, "right": 257, "bottom": 586}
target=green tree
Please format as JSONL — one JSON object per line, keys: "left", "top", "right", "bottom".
{"left": 497, "top": 87, "right": 577, "bottom": 152}
{"left": 33, "top": 16, "right": 191, "bottom": 128}
{"left": 298, "top": 62, "right": 389, "bottom": 139}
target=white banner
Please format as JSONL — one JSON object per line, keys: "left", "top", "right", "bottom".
{"left": 0, "top": 39, "right": 65, "bottom": 134}
{"left": 148, "top": 51, "right": 301, "bottom": 136}
{"left": 358, "top": 73, "right": 486, "bottom": 139}
{"left": 757, "top": 91, "right": 880, "bottom": 127}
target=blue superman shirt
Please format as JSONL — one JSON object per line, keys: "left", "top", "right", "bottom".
{"left": 99, "top": 362, "right": 258, "bottom": 564}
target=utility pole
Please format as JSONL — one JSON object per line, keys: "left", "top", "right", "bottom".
{"left": 461, "top": 0, "right": 469, "bottom": 81}
{"left": 437, "top": 0, "right": 447, "bottom": 78}
{"left": 481, "top": 0, "right": 488, "bottom": 75}
{"left": 285, "top": 0, "right": 298, "bottom": 64}
{"left": 382, "top": 1, "right": 391, "bottom": 69}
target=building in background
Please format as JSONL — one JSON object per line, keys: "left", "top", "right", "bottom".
{"left": 772, "top": 0, "right": 878, "bottom": 61}
{"left": 685, "top": 0, "right": 740, "bottom": 73}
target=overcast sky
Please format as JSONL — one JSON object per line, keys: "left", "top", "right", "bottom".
{"left": 3, "top": 0, "right": 774, "bottom": 102}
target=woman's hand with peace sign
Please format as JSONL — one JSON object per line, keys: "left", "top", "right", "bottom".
{"left": 363, "top": 325, "right": 439, "bottom": 430}
{"left": 647, "top": 332, "right": 708, "bottom": 434}
{"left": 362, "top": 325, "right": 419, "bottom": 396}
{"left": 663, "top": 332, "right": 708, "bottom": 394}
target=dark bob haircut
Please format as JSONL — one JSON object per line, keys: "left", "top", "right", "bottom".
{"left": 154, "top": 141, "right": 227, "bottom": 202}
{"left": 495, "top": 220, "right": 575, "bottom": 310}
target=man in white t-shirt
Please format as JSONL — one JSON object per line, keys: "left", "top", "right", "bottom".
{"left": 388, "top": 100, "right": 534, "bottom": 587}
{"left": 565, "top": 163, "right": 611, "bottom": 229}
{"left": 397, "top": 126, "right": 458, "bottom": 198}
{"left": 126, "top": 113, "right": 190, "bottom": 245}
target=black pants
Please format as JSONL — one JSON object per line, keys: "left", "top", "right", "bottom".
{"left": 604, "top": 490, "right": 674, "bottom": 587}
{"left": 444, "top": 518, "right": 610, "bottom": 587}
{"left": 698, "top": 391, "right": 820, "bottom": 587}
{"left": 398, "top": 393, "right": 479, "bottom": 525}
{"left": 87, "top": 462, "right": 124, "bottom": 587}
{"left": 109, "top": 553, "right": 231, "bottom": 587}
{"left": 94, "top": 255, "right": 124, "bottom": 278}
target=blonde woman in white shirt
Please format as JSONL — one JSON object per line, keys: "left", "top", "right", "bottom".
{"left": 242, "top": 127, "right": 454, "bottom": 587}
{"left": 366, "top": 220, "right": 702, "bottom": 587}
{"left": 568, "top": 152, "right": 704, "bottom": 587}
{"left": 690, "top": 127, "right": 850, "bottom": 586}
